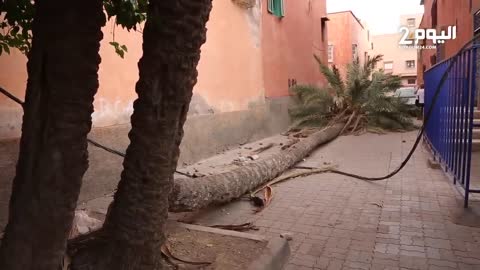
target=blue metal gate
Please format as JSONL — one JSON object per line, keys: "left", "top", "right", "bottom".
{"left": 424, "top": 46, "right": 478, "bottom": 208}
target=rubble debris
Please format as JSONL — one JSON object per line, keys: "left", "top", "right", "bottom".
{"left": 281, "top": 138, "right": 300, "bottom": 150}
{"left": 427, "top": 158, "right": 441, "bottom": 169}
{"left": 370, "top": 202, "right": 384, "bottom": 208}
{"left": 252, "top": 142, "right": 275, "bottom": 154}
{"left": 69, "top": 210, "right": 102, "bottom": 239}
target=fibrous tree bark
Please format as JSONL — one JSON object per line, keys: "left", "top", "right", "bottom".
{"left": 0, "top": 0, "right": 105, "bottom": 269}
{"left": 169, "top": 123, "right": 344, "bottom": 212}
{"left": 69, "top": 0, "right": 213, "bottom": 269}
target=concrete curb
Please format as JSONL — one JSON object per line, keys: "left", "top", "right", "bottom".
{"left": 175, "top": 222, "right": 267, "bottom": 241}
{"left": 173, "top": 222, "right": 291, "bottom": 270}
{"left": 247, "top": 236, "right": 290, "bottom": 270}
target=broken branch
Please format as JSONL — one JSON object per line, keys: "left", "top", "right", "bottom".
{"left": 251, "top": 165, "right": 338, "bottom": 196}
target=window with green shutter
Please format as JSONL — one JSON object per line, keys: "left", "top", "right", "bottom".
{"left": 268, "top": 0, "right": 284, "bottom": 18}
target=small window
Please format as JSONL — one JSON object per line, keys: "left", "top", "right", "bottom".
{"left": 268, "top": 0, "right": 285, "bottom": 18}
{"left": 406, "top": 60, "right": 415, "bottom": 68}
{"left": 328, "top": 45, "right": 334, "bottom": 62}
{"left": 321, "top": 18, "right": 328, "bottom": 41}
{"left": 352, "top": 44, "right": 358, "bottom": 61}
{"left": 384, "top": 61, "right": 393, "bottom": 70}
{"left": 407, "top": 18, "right": 416, "bottom": 27}
{"left": 474, "top": 11, "right": 480, "bottom": 45}
{"left": 371, "top": 42, "right": 374, "bottom": 50}
{"left": 407, "top": 78, "right": 416, "bottom": 85}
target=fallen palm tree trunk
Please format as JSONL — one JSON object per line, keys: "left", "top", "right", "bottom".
{"left": 169, "top": 123, "right": 344, "bottom": 212}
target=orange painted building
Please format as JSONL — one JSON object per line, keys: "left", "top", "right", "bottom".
{"left": 0, "top": 0, "right": 328, "bottom": 160}
{"left": 262, "top": 0, "right": 328, "bottom": 97}
{"left": 372, "top": 14, "right": 422, "bottom": 87}
{"left": 417, "top": 0, "right": 480, "bottom": 85}
{"left": 326, "top": 11, "right": 373, "bottom": 79}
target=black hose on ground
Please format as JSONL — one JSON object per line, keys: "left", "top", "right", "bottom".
{"left": 1, "top": 33, "right": 479, "bottom": 182}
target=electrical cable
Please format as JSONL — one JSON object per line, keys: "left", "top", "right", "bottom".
{"left": 0, "top": 33, "right": 479, "bottom": 182}
{"left": 0, "top": 86, "right": 193, "bottom": 177}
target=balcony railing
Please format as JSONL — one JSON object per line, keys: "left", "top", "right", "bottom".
{"left": 424, "top": 46, "right": 478, "bottom": 207}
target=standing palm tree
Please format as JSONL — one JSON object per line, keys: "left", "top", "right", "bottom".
{"left": 0, "top": 0, "right": 106, "bottom": 269}
{"left": 290, "top": 55, "right": 415, "bottom": 134}
{"left": 69, "top": 0, "right": 213, "bottom": 269}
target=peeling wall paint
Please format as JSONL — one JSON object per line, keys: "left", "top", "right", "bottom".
{"left": 245, "top": 0, "right": 262, "bottom": 49}
{"left": 91, "top": 98, "right": 134, "bottom": 127}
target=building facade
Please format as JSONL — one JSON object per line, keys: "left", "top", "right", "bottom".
{"left": 326, "top": 11, "right": 373, "bottom": 79}
{"left": 372, "top": 14, "right": 422, "bottom": 87}
{"left": 0, "top": 0, "right": 328, "bottom": 159}
{"left": 263, "top": 0, "right": 328, "bottom": 97}
{"left": 417, "top": 0, "right": 480, "bottom": 86}
{"left": 0, "top": 0, "right": 329, "bottom": 226}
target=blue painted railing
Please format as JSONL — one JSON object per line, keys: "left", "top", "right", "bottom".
{"left": 424, "top": 46, "right": 478, "bottom": 208}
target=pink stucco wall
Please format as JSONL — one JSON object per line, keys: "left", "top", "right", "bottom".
{"left": 0, "top": 1, "right": 265, "bottom": 139}
{"left": 194, "top": 0, "right": 264, "bottom": 112}
{"left": 327, "top": 11, "right": 372, "bottom": 80}
{"left": 262, "top": 0, "right": 328, "bottom": 98}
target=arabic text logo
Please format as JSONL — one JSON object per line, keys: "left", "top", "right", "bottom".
{"left": 399, "top": 26, "right": 457, "bottom": 47}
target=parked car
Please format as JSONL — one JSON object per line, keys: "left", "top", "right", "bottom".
{"left": 394, "top": 87, "right": 416, "bottom": 105}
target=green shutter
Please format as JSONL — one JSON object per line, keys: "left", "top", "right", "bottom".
{"left": 278, "top": 0, "right": 284, "bottom": 17}
{"left": 268, "top": 0, "right": 274, "bottom": 13}
{"left": 268, "top": 0, "right": 284, "bottom": 18}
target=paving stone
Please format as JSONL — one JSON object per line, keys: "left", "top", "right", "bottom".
{"left": 427, "top": 259, "right": 458, "bottom": 268}
{"left": 178, "top": 132, "right": 480, "bottom": 270}
{"left": 425, "top": 238, "right": 452, "bottom": 250}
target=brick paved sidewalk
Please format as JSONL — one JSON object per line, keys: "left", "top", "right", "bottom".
{"left": 183, "top": 131, "right": 480, "bottom": 270}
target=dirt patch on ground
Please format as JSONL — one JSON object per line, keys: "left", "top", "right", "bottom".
{"left": 163, "top": 226, "right": 267, "bottom": 269}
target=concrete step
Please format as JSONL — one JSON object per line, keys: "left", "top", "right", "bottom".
{"left": 475, "top": 119, "right": 480, "bottom": 127}
{"left": 475, "top": 110, "right": 480, "bottom": 119}
{"left": 442, "top": 138, "right": 480, "bottom": 151}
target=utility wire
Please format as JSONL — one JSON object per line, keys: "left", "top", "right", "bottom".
{"left": 0, "top": 86, "right": 192, "bottom": 178}
{"left": 1, "top": 34, "right": 479, "bottom": 182}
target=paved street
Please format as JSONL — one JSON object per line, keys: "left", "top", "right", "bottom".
{"left": 181, "top": 131, "right": 480, "bottom": 270}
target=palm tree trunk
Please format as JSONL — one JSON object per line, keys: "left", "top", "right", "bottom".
{"left": 69, "top": 1, "right": 213, "bottom": 269}
{"left": 0, "top": 1, "right": 105, "bottom": 269}
{"left": 170, "top": 123, "right": 344, "bottom": 212}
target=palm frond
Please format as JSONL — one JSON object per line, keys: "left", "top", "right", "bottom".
{"left": 289, "top": 54, "right": 416, "bottom": 133}
{"left": 314, "top": 54, "right": 345, "bottom": 96}
{"left": 363, "top": 54, "right": 383, "bottom": 77}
